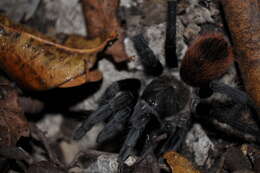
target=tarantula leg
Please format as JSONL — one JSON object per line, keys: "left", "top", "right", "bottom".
{"left": 118, "top": 118, "right": 150, "bottom": 162}
{"left": 96, "top": 107, "right": 133, "bottom": 143}
{"left": 210, "top": 81, "right": 260, "bottom": 117}
{"left": 195, "top": 101, "right": 260, "bottom": 143}
{"left": 199, "top": 81, "right": 258, "bottom": 111}
{"left": 132, "top": 34, "right": 163, "bottom": 76}
{"left": 73, "top": 91, "right": 135, "bottom": 140}
{"left": 165, "top": 0, "right": 177, "bottom": 68}
{"left": 158, "top": 113, "right": 191, "bottom": 154}
{"left": 118, "top": 101, "right": 154, "bottom": 161}
{"left": 73, "top": 104, "right": 112, "bottom": 140}
{"left": 194, "top": 100, "right": 242, "bottom": 121}
{"left": 211, "top": 81, "right": 254, "bottom": 105}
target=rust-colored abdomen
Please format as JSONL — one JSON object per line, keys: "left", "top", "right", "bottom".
{"left": 180, "top": 33, "right": 234, "bottom": 87}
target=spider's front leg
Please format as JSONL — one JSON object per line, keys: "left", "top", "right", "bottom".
{"left": 73, "top": 91, "right": 136, "bottom": 140}
{"left": 208, "top": 81, "right": 258, "bottom": 112}
{"left": 96, "top": 107, "right": 133, "bottom": 143}
{"left": 73, "top": 79, "right": 140, "bottom": 140}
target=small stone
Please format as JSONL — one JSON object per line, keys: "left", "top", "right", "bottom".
{"left": 125, "top": 156, "right": 138, "bottom": 166}
{"left": 185, "top": 124, "right": 215, "bottom": 166}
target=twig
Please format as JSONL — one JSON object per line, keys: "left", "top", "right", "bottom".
{"left": 29, "top": 123, "right": 64, "bottom": 167}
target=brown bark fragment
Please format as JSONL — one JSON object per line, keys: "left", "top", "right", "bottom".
{"left": 220, "top": 0, "right": 260, "bottom": 117}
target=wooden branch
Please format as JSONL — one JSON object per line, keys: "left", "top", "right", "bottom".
{"left": 220, "top": 0, "right": 260, "bottom": 117}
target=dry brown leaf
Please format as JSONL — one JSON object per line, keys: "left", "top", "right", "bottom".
{"left": 163, "top": 151, "right": 201, "bottom": 173}
{"left": 0, "top": 15, "right": 116, "bottom": 90}
{"left": 0, "top": 77, "right": 29, "bottom": 146}
{"left": 81, "top": 0, "right": 129, "bottom": 62}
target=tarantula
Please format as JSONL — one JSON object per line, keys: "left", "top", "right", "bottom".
{"left": 72, "top": 1, "right": 194, "bottom": 162}
{"left": 74, "top": 74, "right": 190, "bottom": 161}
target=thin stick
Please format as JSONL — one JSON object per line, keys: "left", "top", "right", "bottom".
{"left": 165, "top": 0, "right": 178, "bottom": 68}
{"left": 30, "top": 124, "right": 64, "bottom": 167}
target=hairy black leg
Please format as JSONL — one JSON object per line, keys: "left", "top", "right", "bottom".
{"left": 195, "top": 101, "right": 243, "bottom": 123}
{"left": 118, "top": 101, "right": 154, "bottom": 161}
{"left": 198, "top": 81, "right": 258, "bottom": 112}
{"left": 118, "top": 119, "right": 150, "bottom": 161}
{"left": 132, "top": 34, "right": 163, "bottom": 76}
{"left": 210, "top": 81, "right": 255, "bottom": 106}
{"left": 209, "top": 81, "right": 260, "bottom": 119}
{"left": 73, "top": 104, "right": 112, "bottom": 140}
{"left": 73, "top": 91, "right": 136, "bottom": 140}
{"left": 96, "top": 107, "right": 133, "bottom": 143}
{"left": 195, "top": 101, "right": 260, "bottom": 143}
{"left": 208, "top": 103, "right": 260, "bottom": 136}
{"left": 165, "top": 0, "right": 178, "bottom": 68}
